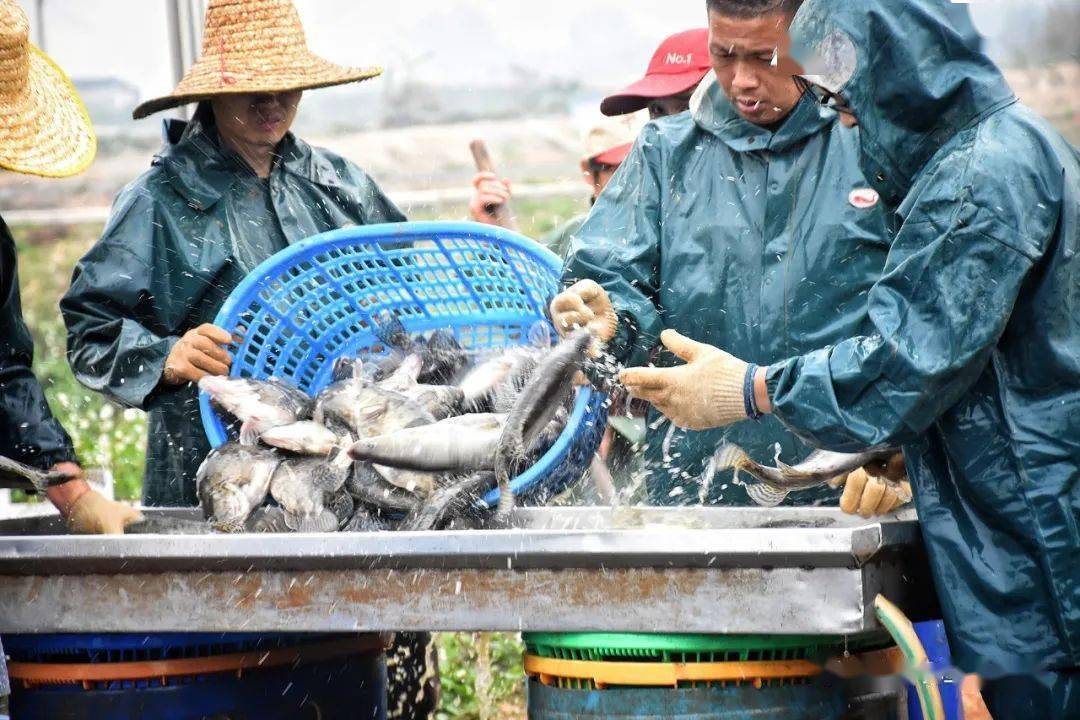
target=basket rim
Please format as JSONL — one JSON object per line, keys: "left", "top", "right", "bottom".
{"left": 522, "top": 632, "right": 845, "bottom": 654}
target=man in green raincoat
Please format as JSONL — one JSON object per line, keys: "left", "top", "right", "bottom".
{"left": 619, "top": 0, "right": 1080, "bottom": 714}
{"left": 552, "top": 0, "right": 899, "bottom": 508}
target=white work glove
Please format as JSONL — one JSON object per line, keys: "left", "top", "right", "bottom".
{"left": 549, "top": 279, "right": 618, "bottom": 341}
{"left": 830, "top": 453, "right": 912, "bottom": 517}
{"left": 619, "top": 329, "right": 750, "bottom": 431}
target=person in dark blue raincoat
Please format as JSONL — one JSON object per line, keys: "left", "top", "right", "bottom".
{"left": 551, "top": 0, "right": 901, "bottom": 509}
{"left": 619, "top": 0, "right": 1080, "bottom": 714}
{"left": 0, "top": 0, "right": 146, "bottom": 709}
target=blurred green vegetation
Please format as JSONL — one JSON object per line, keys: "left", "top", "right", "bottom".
{"left": 10, "top": 195, "right": 586, "bottom": 718}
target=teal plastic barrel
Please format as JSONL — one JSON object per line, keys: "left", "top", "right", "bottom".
{"left": 526, "top": 677, "right": 847, "bottom": 719}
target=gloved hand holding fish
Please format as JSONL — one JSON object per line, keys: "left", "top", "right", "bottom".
{"left": 197, "top": 315, "right": 600, "bottom": 533}
{"left": 709, "top": 443, "right": 911, "bottom": 513}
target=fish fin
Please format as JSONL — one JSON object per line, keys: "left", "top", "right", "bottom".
{"left": 745, "top": 483, "right": 789, "bottom": 507}
{"left": 238, "top": 421, "right": 261, "bottom": 447}
{"left": 372, "top": 310, "right": 410, "bottom": 349}
{"left": 382, "top": 354, "right": 422, "bottom": 389}
{"left": 291, "top": 509, "right": 340, "bottom": 533}
{"left": 331, "top": 356, "right": 360, "bottom": 383}
{"left": 713, "top": 443, "right": 751, "bottom": 472}
{"left": 312, "top": 464, "right": 348, "bottom": 493}
{"left": 526, "top": 320, "right": 554, "bottom": 348}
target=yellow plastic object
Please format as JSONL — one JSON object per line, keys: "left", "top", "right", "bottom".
{"left": 524, "top": 653, "right": 822, "bottom": 690}
{"left": 873, "top": 594, "right": 946, "bottom": 720}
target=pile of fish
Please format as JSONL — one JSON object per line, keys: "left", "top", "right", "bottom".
{"left": 197, "top": 315, "right": 593, "bottom": 533}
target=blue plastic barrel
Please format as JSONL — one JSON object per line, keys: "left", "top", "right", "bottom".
{"left": 527, "top": 677, "right": 848, "bottom": 719}
{"left": 5, "top": 633, "right": 386, "bottom": 720}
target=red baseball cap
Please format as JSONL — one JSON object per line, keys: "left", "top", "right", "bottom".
{"left": 601, "top": 29, "right": 712, "bottom": 117}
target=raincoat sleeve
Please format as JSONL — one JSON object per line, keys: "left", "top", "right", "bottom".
{"left": 61, "top": 190, "right": 181, "bottom": 412}
{"left": 0, "top": 220, "right": 77, "bottom": 469}
{"left": 561, "top": 130, "right": 664, "bottom": 365}
{"left": 767, "top": 146, "right": 1061, "bottom": 450}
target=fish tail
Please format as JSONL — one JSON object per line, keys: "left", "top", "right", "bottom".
{"left": 713, "top": 443, "right": 751, "bottom": 472}
{"left": 495, "top": 485, "right": 515, "bottom": 520}
{"left": 744, "top": 482, "right": 790, "bottom": 508}
{"left": 290, "top": 510, "right": 339, "bottom": 533}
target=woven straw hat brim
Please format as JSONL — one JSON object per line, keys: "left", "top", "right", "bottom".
{"left": 133, "top": 56, "right": 383, "bottom": 120}
{"left": 0, "top": 45, "right": 96, "bottom": 178}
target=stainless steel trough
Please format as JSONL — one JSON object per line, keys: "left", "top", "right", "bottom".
{"left": 0, "top": 506, "right": 936, "bottom": 636}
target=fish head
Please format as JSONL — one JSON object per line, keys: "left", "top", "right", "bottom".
{"left": 206, "top": 482, "right": 254, "bottom": 526}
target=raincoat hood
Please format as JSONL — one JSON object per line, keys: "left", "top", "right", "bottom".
{"left": 791, "top": 0, "right": 1015, "bottom": 204}
{"left": 692, "top": 75, "right": 833, "bottom": 153}
{"left": 157, "top": 114, "right": 348, "bottom": 212}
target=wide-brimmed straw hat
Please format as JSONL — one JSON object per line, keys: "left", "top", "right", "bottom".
{"left": 0, "top": 0, "right": 95, "bottom": 178}
{"left": 133, "top": 0, "right": 382, "bottom": 120}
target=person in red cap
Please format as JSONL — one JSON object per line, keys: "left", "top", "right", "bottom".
{"left": 601, "top": 28, "right": 712, "bottom": 120}
{"left": 468, "top": 29, "right": 711, "bottom": 246}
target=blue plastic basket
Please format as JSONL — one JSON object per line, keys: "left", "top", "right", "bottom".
{"left": 5, "top": 633, "right": 386, "bottom": 719}
{"left": 199, "top": 221, "right": 607, "bottom": 507}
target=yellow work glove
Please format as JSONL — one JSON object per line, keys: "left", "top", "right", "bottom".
{"left": 67, "top": 489, "right": 143, "bottom": 535}
{"left": 549, "top": 280, "right": 618, "bottom": 341}
{"left": 163, "top": 323, "right": 233, "bottom": 385}
{"left": 619, "top": 329, "right": 750, "bottom": 431}
{"left": 831, "top": 453, "right": 912, "bottom": 518}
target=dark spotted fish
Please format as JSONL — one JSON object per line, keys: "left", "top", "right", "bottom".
{"left": 493, "top": 329, "right": 591, "bottom": 519}
{"left": 199, "top": 376, "right": 313, "bottom": 446}
{"left": 714, "top": 443, "right": 901, "bottom": 506}
{"left": 346, "top": 462, "right": 422, "bottom": 515}
{"left": 0, "top": 454, "right": 77, "bottom": 493}
{"left": 399, "top": 472, "right": 496, "bottom": 531}
{"left": 196, "top": 442, "right": 282, "bottom": 532}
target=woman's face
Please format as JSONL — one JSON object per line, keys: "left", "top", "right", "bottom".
{"left": 210, "top": 91, "right": 302, "bottom": 150}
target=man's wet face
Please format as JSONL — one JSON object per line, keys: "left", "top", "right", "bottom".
{"left": 647, "top": 89, "right": 696, "bottom": 120}
{"left": 708, "top": 10, "right": 803, "bottom": 126}
{"left": 211, "top": 91, "right": 302, "bottom": 149}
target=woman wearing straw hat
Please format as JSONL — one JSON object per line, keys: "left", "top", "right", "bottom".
{"left": 59, "top": 3, "right": 442, "bottom": 717}
{"left": 61, "top": 0, "right": 405, "bottom": 508}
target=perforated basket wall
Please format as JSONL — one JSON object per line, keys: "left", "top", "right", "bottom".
{"left": 199, "top": 222, "right": 607, "bottom": 507}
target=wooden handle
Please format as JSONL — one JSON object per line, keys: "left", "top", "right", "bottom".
{"left": 469, "top": 139, "right": 518, "bottom": 231}
{"left": 469, "top": 139, "right": 495, "bottom": 173}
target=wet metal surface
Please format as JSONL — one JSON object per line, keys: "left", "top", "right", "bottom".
{"left": 0, "top": 507, "right": 934, "bottom": 634}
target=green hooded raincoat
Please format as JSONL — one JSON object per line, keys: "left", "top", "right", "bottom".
{"left": 563, "top": 83, "right": 889, "bottom": 505}
{"left": 61, "top": 116, "right": 405, "bottom": 507}
{"left": 774, "top": 0, "right": 1080, "bottom": 693}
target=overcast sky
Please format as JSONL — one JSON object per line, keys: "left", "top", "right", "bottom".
{"left": 26, "top": 1, "right": 708, "bottom": 100}
{"left": 21, "top": 1, "right": 1074, "bottom": 103}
